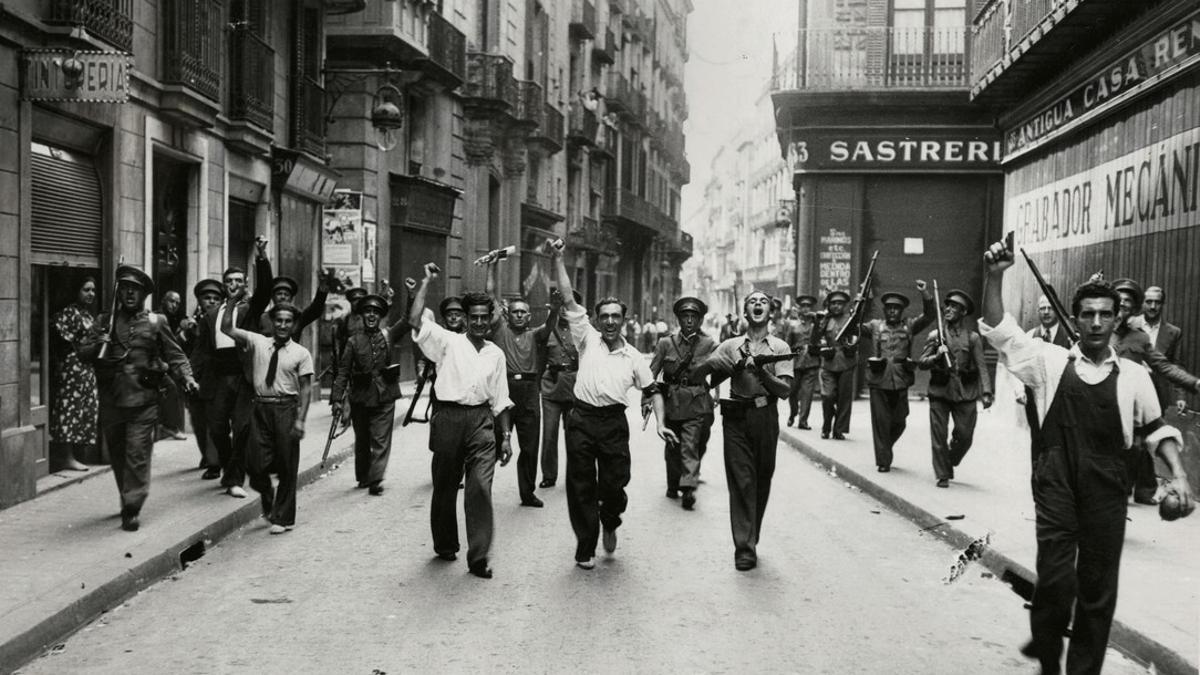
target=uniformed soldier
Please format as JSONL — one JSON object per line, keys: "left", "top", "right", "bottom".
{"left": 256, "top": 273, "right": 328, "bottom": 337}
{"left": 331, "top": 294, "right": 401, "bottom": 496}
{"left": 818, "top": 290, "right": 857, "bottom": 440}
{"left": 785, "top": 294, "right": 820, "bottom": 429}
{"left": 690, "top": 290, "right": 794, "bottom": 571}
{"left": 918, "top": 289, "right": 993, "bottom": 487}
{"left": 180, "top": 278, "right": 225, "bottom": 479}
{"left": 533, "top": 288, "right": 582, "bottom": 489}
{"left": 93, "top": 265, "right": 198, "bottom": 531}
{"left": 860, "top": 281, "right": 934, "bottom": 472}
{"left": 650, "top": 296, "right": 717, "bottom": 510}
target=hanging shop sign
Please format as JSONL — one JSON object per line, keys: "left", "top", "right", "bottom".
{"left": 323, "top": 190, "right": 364, "bottom": 289}
{"left": 21, "top": 49, "right": 131, "bottom": 103}
{"left": 1005, "top": 9, "right": 1200, "bottom": 159}
{"left": 786, "top": 130, "right": 1002, "bottom": 174}
{"left": 1010, "top": 124, "right": 1200, "bottom": 254}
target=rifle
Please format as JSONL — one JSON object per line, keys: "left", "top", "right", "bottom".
{"left": 932, "top": 280, "right": 955, "bottom": 371}
{"left": 1019, "top": 246, "right": 1080, "bottom": 344}
{"left": 402, "top": 360, "right": 436, "bottom": 426}
{"left": 834, "top": 250, "right": 879, "bottom": 345}
{"left": 97, "top": 256, "right": 125, "bottom": 361}
{"left": 321, "top": 389, "right": 350, "bottom": 468}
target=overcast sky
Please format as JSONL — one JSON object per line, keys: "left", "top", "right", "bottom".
{"left": 680, "top": 0, "right": 799, "bottom": 223}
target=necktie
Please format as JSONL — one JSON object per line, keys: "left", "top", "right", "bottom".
{"left": 265, "top": 343, "right": 280, "bottom": 387}
{"left": 1042, "top": 329, "right": 1051, "bottom": 342}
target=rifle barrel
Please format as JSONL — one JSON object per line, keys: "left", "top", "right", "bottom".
{"left": 1019, "top": 248, "right": 1080, "bottom": 343}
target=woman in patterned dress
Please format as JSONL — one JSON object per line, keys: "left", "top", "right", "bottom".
{"left": 49, "top": 276, "right": 100, "bottom": 472}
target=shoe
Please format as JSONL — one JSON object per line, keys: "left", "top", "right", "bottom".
{"left": 936, "top": 479, "right": 949, "bottom": 488}
{"left": 877, "top": 466, "right": 890, "bottom": 473}
{"left": 356, "top": 481, "right": 367, "bottom": 489}
{"left": 821, "top": 431, "right": 830, "bottom": 439}
{"left": 787, "top": 414, "right": 796, "bottom": 427}
{"left": 368, "top": 484, "right": 384, "bottom": 496}
{"left": 197, "top": 460, "right": 207, "bottom": 470}
{"left": 268, "top": 524, "right": 293, "bottom": 535}
{"left": 576, "top": 557, "right": 595, "bottom": 570}
{"left": 170, "top": 431, "right": 187, "bottom": 441}
{"left": 602, "top": 527, "right": 617, "bottom": 554}
{"left": 121, "top": 515, "right": 139, "bottom": 532}
{"left": 735, "top": 557, "right": 757, "bottom": 571}
{"left": 201, "top": 467, "right": 221, "bottom": 480}
{"left": 665, "top": 488, "right": 679, "bottom": 499}
{"left": 832, "top": 432, "right": 845, "bottom": 440}
{"left": 520, "top": 496, "right": 544, "bottom": 508}
{"left": 226, "top": 486, "right": 247, "bottom": 498}
{"left": 468, "top": 564, "right": 493, "bottom": 579}
{"left": 539, "top": 479, "right": 556, "bottom": 488}
{"left": 435, "top": 551, "right": 458, "bottom": 561}
{"left": 681, "top": 489, "right": 696, "bottom": 510}
{"left": 797, "top": 423, "right": 811, "bottom": 430}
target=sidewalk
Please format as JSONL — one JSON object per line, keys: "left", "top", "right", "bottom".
{"left": 779, "top": 396, "right": 1200, "bottom": 675}
{"left": 0, "top": 403, "right": 363, "bottom": 673}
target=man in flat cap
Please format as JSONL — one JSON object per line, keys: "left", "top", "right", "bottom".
{"left": 257, "top": 273, "right": 328, "bottom": 338}
{"left": 817, "top": 289, "right": 857, "bottom": 440}
{"left": 533, "top": 288, "right": 583, "bottom": 489}
{"left": 222, "top": 300, "right": 314, "bottom": 534}
{"left": 919, "top": 288, "right": 992, "bottom": 487}
{"left": 93, "top": 265, "right": 198, "bottom": 531}
{"left": 859, "top": 281, "right": 934, "bottom": 472}
{"left": 784, "top": 294, "right": 821, "bottom": 429}
{"left": 650, "top": 295, "right": 717, "bottom": 510}
{"left": 179, "top": 278, "right": 226, "bottom": 479}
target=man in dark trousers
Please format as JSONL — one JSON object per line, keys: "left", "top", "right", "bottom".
{"left": 785, "top": 294, "right": 820, "bottom": 430}
{"left": 410, "top": 263, "right": 513, "bottom": 579}
{"left": 93, "top": 265, "right": 198, "bottom": 531}
{"left": 818, "top": 290, "right": 856, "bottom": 439}
{"left": 980, "top": 241, "right": 1193, "bottom": 675}
{"left": 691, "top": 290, "right": 793, "bottom": 571}
{"left": 650, "top": 296, "right": 717, "bottom": 510}
{"left": 860, "top": 281, "right": 934, "bottom": 472}
{"left": 179, "top": 279, "right": 226, "bottom": 479}
{"left": 534, "top": 288, "right": 581, "bottom": 489}
{"left": 195, "top": 237, "right": 272, "bottom": 498}
{"left": 549, "top": 240, "right": 676, "bottom": 570}
{"left": 222, "top": 302, "right": 313, "bottom": 534}
{"left": 919, "top": 289, "right": 993, "bottom": 487}
{"left": 331, "top": 294, "right": 401, "bottom": 496}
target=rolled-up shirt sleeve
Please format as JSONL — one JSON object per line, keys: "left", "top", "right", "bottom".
{"left": 1130, "top": 365, "right": 1184, "bottom": 452}
{"left": 414, "top": 312, "right": 449, "bottom": 364}
{"left": 489, "top": 352, "right": 513, "bottom": 416}
{"left": 981, "top": 313, "right": 1051, "bottom": 397}
{"left": 632, "top": 353, "right": 656, "bottom": 390}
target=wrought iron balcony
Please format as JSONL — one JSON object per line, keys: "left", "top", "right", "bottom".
{"left": 49, "top": 0, "right": 133, "bottom": 53}
{"left": 606, "top": 71, "right": 646, "bottom": 121}
{"left": 771, "top": 26, "right": 970, "bottom": 91}
{"left": 594, "top": 28, "right": 618, "bottom": 64}
{"left": 228, "top": 28, "right": 275, "bottom": 131}
{"left": 567, "top": 105, "right": 598, "bottom": 146}
{"left": 293, "top": 75, "right": 326, "bottom": 158}
{"left": 162, "top": 0, "right": 223, "bottom": 102}
{"left": 515, "top": 80, "right": 544, "bottom": 127}
{"left": 611, "top": 188, "right": 676, "bottom": 237}
{"left": 463, "top": 52, "right": 518, "bottom": 112}
{"left": 530, "top": 102, "right": 565, "bottom": 154}
{"left": 570, "top": 0, "right": 597, "bottom": 40}
{"left": 427, "top": 10, "right": 467, "bottom": 86}
{"left": 570, "top": 216, "right": 618, "bottom": 253}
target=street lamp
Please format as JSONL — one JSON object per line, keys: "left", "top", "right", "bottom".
{"left": 370, "top": 83, "right": 405, "bottom": 151}
{"left": 324, "top": 65, "right": 421, "bottom": 152}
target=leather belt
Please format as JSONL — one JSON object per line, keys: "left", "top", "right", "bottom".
{"left": 574, "top": 400, "right": 626, "bottom": 415}
{"left": 254, "top": 395, "right": 297, "bottom": 404}
{"left": 508, "top": 372, "right": 539, "bottom": 381}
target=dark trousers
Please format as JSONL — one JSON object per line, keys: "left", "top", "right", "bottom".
{"left": 207, "top": 374, "right": 251, "bottom": 487}
{"left": 789, "top": 367, "right": 819, "bottom": 425}
{"left": 722, "top": 404, "right": 779, "bottom": 563}
{"left": 159, "top": 377, "right": 185, "bottom": 433}
{"left": 869, "top": 388, "right": 910, "bottom": 469}
{"left": 665, "top": 414, "right": 713, "bottom": 490}
{"left": 565, "top": 404, "right": 631, "bottom": 561}
{"left": 187, "top": 396, "right": 217, "bottom": 467}
{"left": 100, "top": 403, "right": 158, "bottom": 517}
{"left": 540, "top": 397, "right": 573, "bottom": 483}
{"left": 246, "top": 400, "right": 302, "bottom": 527}
{"left": 501, "top": 380, "right": 541, "bottom": 501}
{"left": 929, "top": 397, "right": 978, "bottom": 480}
{"left": 352, "top": 402, "right": 395, "bottom": 486}
{"left": 429, "top": 403, "right": 496, "bottom": 568}
{"left": 820, "top": 368, "right": 855, "bottom": 434}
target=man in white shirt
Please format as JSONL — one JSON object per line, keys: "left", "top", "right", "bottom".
{"left": 549, "top": 240, "right": 677, "bottom": 570}
{"left": 980, "top": 240, "right": 1193, "bottom": 674}
{"left": 222, "top": 302, "right": 313, "bottom": 535}
{"left": 410, "top": 263, "right": 513, "bottom": 580}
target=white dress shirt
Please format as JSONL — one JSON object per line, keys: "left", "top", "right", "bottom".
{"left": 565, "top": 305, "right": 655, "bottom": 407}
{"left": 214, "top": 304, "right": 237, "bottom": 349}
{"left": 981, "top": 314, "right": 1179, "bottom": 451}
{"left": 415, "top": 313, "right": 512, "bottom": 416}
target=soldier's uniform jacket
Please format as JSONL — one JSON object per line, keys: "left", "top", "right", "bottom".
{"left": 861, "top": 296, "right": 935, "bottom": 390}
{"left": 819, "top": 314, "right": 857, "bottom": 373}
{"left": 93, "top": 310, "right": 193, "bottom": 407}
{"left": 918, "top": 325, "right": 991, "bottom": 402}
{"left": 650, "top": 331, "right": 717, "bottom": 421}
{"left": 332, "top": 327, "right": 400, "bottom": 407}
{"left": 786, "top": 318, "right": 820, "bottom": 370}
{"left": 538, "top": 322, "right": 579, "bottom": 403}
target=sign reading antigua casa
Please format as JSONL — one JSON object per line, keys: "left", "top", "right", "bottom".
{"left": 786, "top": 131, "right": 1002, "bottom": 173}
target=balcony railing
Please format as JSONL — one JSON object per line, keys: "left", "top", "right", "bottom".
{"left": 428, "top": 10, "right": 467, "bottom": 84}
{"left": 772, "top": 26, "right": 969, "bottom": 91}
{"left": 567, "top": 105, "right": 598, "bottom": 145}
{"left": 229, "top": 28, "right": 275, "bottom": 130}
{"left": 162, "top": 0, "right": 224, "bottom": 102}
{"left": 616, "top": 188, "right": 676, "bottom": 237}
{"left": 293, "top": 75, "right": 326, "bottom": 157}
{"left": 49, "top": 0, "right": 133, "bottom": 53}
{"left": 570, "top": 0, "right": 598, "bottom": 40}
{"left": 463, "top": 52, "right": 518, "bottom": 111}
{"left": 594, "top": 28, "right": 618, "bottom": 64}
{"left": 971, "top": 0, "right": 1079, "bottom": 86}
{"left": 516, "top": 80, "right": 544, "bottom": 126}
{"left": 531, "top": 102, "right": 565, "bottom": 153}
{"left": 606, "top": 71, "right": 646, "bottom": 120}
{"left": 570, "top": 216, "right": 617, "bottom": 253}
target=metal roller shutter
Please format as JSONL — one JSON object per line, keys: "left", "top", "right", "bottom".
{"left": 31, "top": 142, "right": 103, "bottom": 265}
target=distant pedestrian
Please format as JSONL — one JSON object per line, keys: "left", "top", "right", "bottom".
{"left": 642, "top": 316, "right": 659, "bottom": 353}
{"left": 784, "top": 295, "right": 820, "bottom": 429}
{"left": 49, "top": 276, "right": 100, "bottom": 472}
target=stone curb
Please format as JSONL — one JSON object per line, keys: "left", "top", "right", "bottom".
{"left": 778, "top": 431, "right": 1197, "bottom": 675}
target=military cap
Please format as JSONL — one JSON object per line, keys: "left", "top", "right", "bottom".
{"left": 944, "top": 289, "right": 975, "bottom": 315}
{"left": 673, "top": 296, "right": 707, "bottom": 317}
{"left": 439, "top": 296, "right": 464, "bottom": 316}
{"left": 796, "top": 294, "right": 818, "bottom": 306}
{"left": 1111, "top": 278, "right": 1143, "bottom": 307}
{"left": 356, "top": 294, "right": 389, "bottom": 315}
{"left": 879, "top": 292, "right": 910, "bottom": 308}
{"left": 272, "top": 276, "right": 299, "bottom": 297}
{"left": 268, "top": 302, "right": 300, "bottom": 319}
{"left": 825, "top": 290, "right": 851, "bottom": 304}
{"left": 345, "top": 287, "right": 368, "bottom": 302}
{"left": 193, "top": 278, "right": 225, "bottom": 300}
{"left": 115, "top": 265, "right": 154, "bottom": 295}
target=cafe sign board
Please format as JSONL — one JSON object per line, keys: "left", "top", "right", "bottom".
{"left": 21, "top": 49, "right": 131, "bottom": 103}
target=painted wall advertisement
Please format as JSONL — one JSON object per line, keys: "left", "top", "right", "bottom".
{"left": 322, "top": 190, "right": 363, "bottom": 290}
{"left": 816, "top": 227, "right": 853, "bottom": 293}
